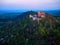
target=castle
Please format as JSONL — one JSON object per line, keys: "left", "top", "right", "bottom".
{"left": 29, "top": 11, "right": 45, "bottom": 21}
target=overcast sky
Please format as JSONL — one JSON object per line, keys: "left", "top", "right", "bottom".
{"left": 0, "top": 0, "right": 60, "bottom": 11}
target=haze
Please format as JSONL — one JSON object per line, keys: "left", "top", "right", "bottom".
{"left": 0, "top": 0, "right": 60, "bottom": 11}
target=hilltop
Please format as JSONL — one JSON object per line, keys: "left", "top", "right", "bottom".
{"left": 0, "top": 11, "right": 60, "bottom": 45}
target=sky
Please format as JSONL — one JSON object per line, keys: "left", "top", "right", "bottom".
{"left": 0, "top": 0, "right": 60, "bottom": 11}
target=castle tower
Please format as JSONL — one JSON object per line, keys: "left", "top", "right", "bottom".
{"left": 37, "top": 11, "right": 45, "bottom": 21}
{"left": 37, "top": 11, "right": 45, "bottom": 17}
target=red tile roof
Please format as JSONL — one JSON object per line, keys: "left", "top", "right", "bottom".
{"left": 38, "top": 12, "right": 45, "bottom": 16}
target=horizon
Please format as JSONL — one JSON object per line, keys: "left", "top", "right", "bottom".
{"left": 0, "top": 10, "right": 60, "bottom": 13}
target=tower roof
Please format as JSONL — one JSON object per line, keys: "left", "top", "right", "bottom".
{"left": 38, "top": 11, "right": 45, "bottom": 16}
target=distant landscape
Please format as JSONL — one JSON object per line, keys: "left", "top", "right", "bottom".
{"left": 45, "top": 10, "right": 60, "bottom": 16}
{"left": 0, "top": 10, "right": 60, "bottom": 19}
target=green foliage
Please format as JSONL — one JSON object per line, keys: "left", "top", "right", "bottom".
{"left": 53, "top": 29, "right": 60, "bottom": 37}
{"left": 0, "top": 11, "right": 60, "bottom": 45}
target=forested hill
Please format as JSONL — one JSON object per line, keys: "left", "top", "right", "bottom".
{"left": 0, "top": 11, "right": 60, "bottom": 45}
